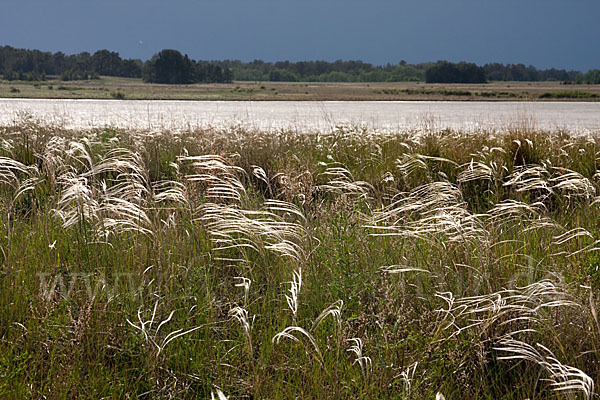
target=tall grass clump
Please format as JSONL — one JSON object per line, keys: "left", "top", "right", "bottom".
{"left": 0, "top": 120, "right": 599, "bottom": 398}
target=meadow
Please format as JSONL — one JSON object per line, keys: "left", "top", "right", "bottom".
{"left": 0, "top": 117, "right": 600, "bottom": 399}
{"left": 1, "top": 77, "right": 600, "bottom": 101}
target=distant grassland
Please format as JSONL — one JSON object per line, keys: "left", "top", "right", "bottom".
{"left": 1, "top": 76, "right": 600, "bottom": 101}
{"left": 1, "top": 118, "right": 600, "bottom": 398}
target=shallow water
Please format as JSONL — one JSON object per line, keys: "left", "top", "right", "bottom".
{"left": 1, "top": 99, "right": 599, "bottom": 134}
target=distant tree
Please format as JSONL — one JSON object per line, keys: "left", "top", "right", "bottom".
{"left": 320, "top": 71, "right": 352, "bottom": 82}
{"left": 425, "top": 61, "right": 458, "bottom": 83}
{"left": 269, "top": 69, "right": 298, "bottom": 82}
{"left": 389, "top": 64, "right": 424, "bottom": 82}
{"left": 70, "top": 52, "right": 92, "bottom": 76}
{"left": 91, "top": 50, "right": 122, "bottom": 76}
{"left": 359, "top": 70, "right": 388, "bottom": 82}
{"left": 585, "top": 69, "right": 600, "bottom": 84}
{"left": 120, "top": 59, "right": 142, "bottom": 78}
{"left": 222, "top": 67, "right": 233, "bottom": 83}
{"left": 456, "top": 62, "right": 486, "bottom": 83}
{"left": 53, "top": 51, "right": 67, "bottom": 74}
{"left": 425, "top": 61, "right": 486, "bottom": 83}
{"left": 143, "top": 50, "right": 194, "bottom": 84}
{"left": 3, "top": 68, "right": 17, "bottom": 81}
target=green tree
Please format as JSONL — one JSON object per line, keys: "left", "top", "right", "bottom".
{"left": 425, "top": 61, "right": 486, "bottom": 83}
{"left": 268, "top": 69, "right": 298, "bottom": 82}
{"left": 585, "top": 69, "right": 600, "bottom": 84}
{"left": 143, "top": 49, "right": 194, "bottom": 84}
{"left": 91, "top": 50, "right": 122, "bottom": 76}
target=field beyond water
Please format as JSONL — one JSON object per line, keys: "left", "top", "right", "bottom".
{"left": 1, "top": 120, "right": 600, "bottom": 399}
{"left": 1, "top": 77, "right": 600, "bottom": 101}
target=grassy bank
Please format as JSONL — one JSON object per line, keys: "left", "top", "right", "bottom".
{"left": 0, "top": 120, "right": 600, "bottom": 398}
{"left": 1, "top": 77, "right": 600, "bottom": 101}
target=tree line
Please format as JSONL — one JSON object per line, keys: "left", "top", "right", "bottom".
{"left": 0, "top": 46, "right": 232, "bottom": 83}
{"left": 201, "top": 59, "right": 600, "bottom": 84}
{"left": 0, "top": 46, "right": 142, "bottom": 81}
{"left": 1, "top": 45, "right": 599, "bottom": 84}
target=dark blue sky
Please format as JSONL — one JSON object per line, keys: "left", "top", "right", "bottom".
{"left": 2, "top": 0, "right": 599, "bottom": 71}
